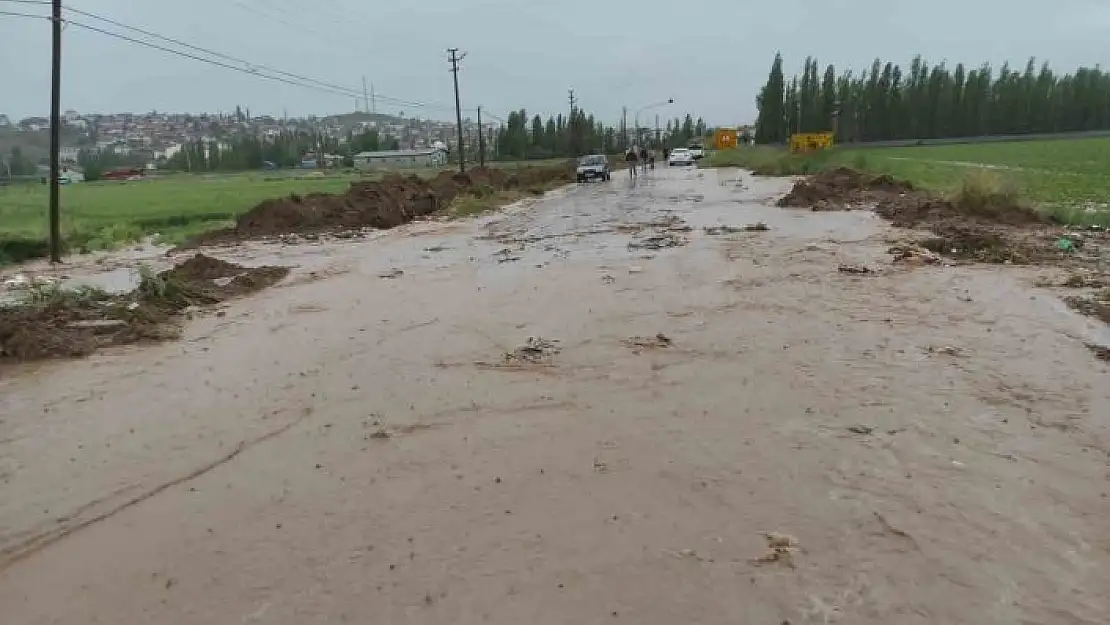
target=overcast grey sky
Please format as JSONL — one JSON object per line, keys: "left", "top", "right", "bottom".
{"left": 2, "top": 0, "right": 1108, "bottom": 124}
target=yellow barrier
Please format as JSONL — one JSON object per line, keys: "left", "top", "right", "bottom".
{"left": 789, "top": 132, "right": 834, "bottom": 153}
{"left": 714, "top": 128, "right": 738, "bottom": 150}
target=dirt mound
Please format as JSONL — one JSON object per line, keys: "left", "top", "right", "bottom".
{"left": 776, "top": 168, "right": 1071, "bottom": 266}
{"left": 0, "top": 254, "right": 288, "bottom": 363}
{"left": 165, "top": 253, "right": 246, "bottom": 281}
{"left": 776, "top": 167, "right": 914, "bottom": 210}
{"left": 189, "top": 163, "right": 573, "bottom": 246}
{"left": 874, "top": 195, "right": 1047, "bottom": 229}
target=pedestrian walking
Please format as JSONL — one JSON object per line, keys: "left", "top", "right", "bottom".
{"left": 639, "top": 146, "right": 649, "bottom": 174}
{"left": 625, "top": 147, "right": 639, "bottom": 179}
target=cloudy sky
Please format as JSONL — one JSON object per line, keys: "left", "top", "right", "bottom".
{"left": 1, "top": 0, "right": 1107, "bottom": 125}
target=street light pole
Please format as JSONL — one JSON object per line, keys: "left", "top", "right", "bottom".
{"left": 634, "top": 98, "right": 673, "bottom": 146}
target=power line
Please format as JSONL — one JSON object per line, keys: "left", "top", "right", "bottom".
{"left": 61, "top": 6, "right": 470, "bottom": 116}
{"left": 64, "top": 6, "right": 368, "bottom": 99}
{"left": 64, "top": 18, "right": 365, "bottom": 99}
{"left": 0, "top": 9, "right": 45, "bottom": 19}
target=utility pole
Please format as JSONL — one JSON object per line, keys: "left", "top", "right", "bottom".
{"left": 621, "top": 106, "right": 628, "bottom": 149}
{"left": 477, "top": 106, "right": 485, "bottom": 167}
{"left": 371, "top": 83, "right": 377, "bottom": 113}
{"left": 362, "top": 76, "right": 370, "bottom": 114}
{"left": 655, "top": 114, "right": 660, "bottom": 147}
{"left": 567, "top": 88, "right": 577, "bottom": 156}
{"left": 447, "top": 48, "right": 467, "bottom": 173}
{"left": 48, "top": 0, "right": 62, "bottom": 263}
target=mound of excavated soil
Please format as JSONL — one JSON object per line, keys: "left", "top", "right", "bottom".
{"left": 0, "top": 254, "right": 288, "bottom": 363}
{"left": 189, "top": 164, "right": 573, "bottom": 246}
{"left": 776, "top": 167, "right": 1068, "bottom": 265}
{"left": 776, "top": 167, "right": 915, "bottom": 211}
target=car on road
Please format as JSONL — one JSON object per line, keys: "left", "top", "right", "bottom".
{"left": 668, "top": 148, "right": 695, "bottom": 167}
{"left": 575, "top": 154, "right": 611, "bottom": 182}
{"left": 687, "top": 143, "right": 705, "bottom": 160}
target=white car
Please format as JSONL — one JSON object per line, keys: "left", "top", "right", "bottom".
{"left": 687, "top": 144, "right": 705, "bottom": 160}
{"left": 668, "top": 148, "right": 694, "bottom": 167}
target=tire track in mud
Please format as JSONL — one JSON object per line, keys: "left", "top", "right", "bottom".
{"left": 0, "top": 407, "right": 314, "bottom": 571}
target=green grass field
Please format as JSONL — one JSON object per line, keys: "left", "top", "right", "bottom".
{"left": 0, "top": 159, "right": 572, "bottom": 265}
{"left": 0, "top": 171, "right": 358, "bottom": 261}
{"left": 706, "top": 136, "right": 1110, "bottom": 224}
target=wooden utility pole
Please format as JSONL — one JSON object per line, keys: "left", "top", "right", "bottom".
{"left": 49, "top": 0, "right": 62, "bottom": 263}
{"left": 477, "top": 106, "right": 485, "bottom": 167}
{"left": 621, "top": 106, "right": 628, "bottom": 149}
{"left": 362, "top": 76, "right": 370, "bottom": 114}
{"left": 568, "top": 88, "right": 577, "bottom": 156}
{"left": 448, "top": 48, "right": 467, "bottom": 173}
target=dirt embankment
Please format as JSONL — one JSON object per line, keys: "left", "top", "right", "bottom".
{"left": 776, "top": 167, "right": 916, "bottom": 211}
{"left": 0, "top": 254, "right": 287, "bottom": 363}
{"left": 190, "top": 164, "right": 574, "bottom": 246}
{"left": 775, "top": 167, "right": 1109, "bottom": 266}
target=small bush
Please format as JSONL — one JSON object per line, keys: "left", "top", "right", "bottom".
{"left": 948, "top": 169, "right": 1044, "bottom": 224}
{"left": 953, "top": 169, "right": 1022, "bottom": 211}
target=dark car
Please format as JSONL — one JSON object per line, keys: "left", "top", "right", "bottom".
{"left": 575, "top": 154, "right": 611, "bottom": 182}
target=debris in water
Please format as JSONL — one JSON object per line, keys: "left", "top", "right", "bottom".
{"left": 927, "top": 345, "right": 964, "bottom": 357}
{"left": 838, "top": 264, "right": 874, "bottom": 275}
{"left": 750, "top": 532, "right": 800, "bottom": 569}
{"left": 704, "top": 225, "right": 742, "bottom": 235}
{"left": 888, "top": 245, "right": 941, "bottom": 265}
{"left": 601, "top": 274, "right": 616, "bottom": 284}
{"left": 1085, "top": 343, "right": 1110, "bottom": 361}
{"left": 622, "top": 333, "right": 673, "bottom": 350}
{"left": 847, "top": 425, "right": 875, "bottom": 435}
{"left": 377, "top": 269, "right": 404, "bottom": 279}
{"left": 505, "top": 336, "right": 560, "bottom": 364}
{"left": 628, "top": 233, "right": 687, "bottom": 250}
{"left": 703, "top": 223, "right": 769, "bottom": 235}
{"left": 628, "top": 266, "right": 644, "bottom": 274}
{"left": 493, "top": 248, "right": 522, "bottom": 263}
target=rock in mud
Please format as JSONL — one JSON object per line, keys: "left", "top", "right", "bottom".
{"left": 504, "top": 337, "right": 560, "bottom": 364}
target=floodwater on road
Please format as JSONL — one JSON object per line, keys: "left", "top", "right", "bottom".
{"left": 1, "top": 167, "right": 1108, "bottom": 624}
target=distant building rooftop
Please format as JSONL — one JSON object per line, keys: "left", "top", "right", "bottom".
{"left": 354, "top": 148, "right": 442, "bottom": 158}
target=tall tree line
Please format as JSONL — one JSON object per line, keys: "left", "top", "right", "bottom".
{"left": 494, "top": 108, "right": 706, "bottom": 160}
{"left": 755, "top": 54, "right": 1110, "bottom": 143}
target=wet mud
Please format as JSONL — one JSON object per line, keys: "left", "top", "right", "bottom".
{"left": 0, "top": 167, "right": 1108, "bottom": 625}
{"left": 0, "top": 254, "right": 287, "bottom": 363}
{"left": 776, "top": 167, "right": 1110, "bottom": 269}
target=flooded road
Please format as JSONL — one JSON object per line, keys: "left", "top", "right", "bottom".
{"left": 1, "top": 167, "right": 1108, "bottom": 624}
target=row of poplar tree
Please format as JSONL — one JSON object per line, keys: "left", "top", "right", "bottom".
{"left": 755, "top": 53, "right": 1110, "bottom": 144}
{"left": 493, "top": 109, "right": 707, "bottom": 160}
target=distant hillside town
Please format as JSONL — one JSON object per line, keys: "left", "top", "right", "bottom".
{"left": 0, "top": 107, "right": 490, "bottom": 176}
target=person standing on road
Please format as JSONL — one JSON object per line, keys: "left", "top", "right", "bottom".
{"left": 639, "top": 146, "right": 649, "bottom": 174}
{"left": 625, "top": 146, "right": 639, "bottom": 179}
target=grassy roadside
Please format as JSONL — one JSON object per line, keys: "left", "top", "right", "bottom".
{"left": 0, "top": 160, "right": 576, "bottom": 266}
{"left": 704, "top": 138, "right": 1110, "bottom": 227}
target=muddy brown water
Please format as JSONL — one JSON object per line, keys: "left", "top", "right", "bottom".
{"left": 1, "top": 168, "right": 1108, "bottom": 624}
